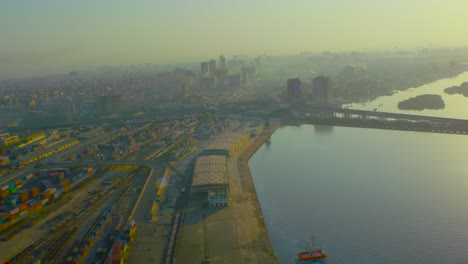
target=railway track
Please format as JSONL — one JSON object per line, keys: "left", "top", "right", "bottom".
{"left": 9, "top": 169, "right": 142, "bottom": 263}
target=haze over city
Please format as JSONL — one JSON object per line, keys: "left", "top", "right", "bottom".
{"left": 2, "top": 1, "right": 468, "bottom": 264}
{"left": 2, "top": 0, "right": 468, "bottom": 79}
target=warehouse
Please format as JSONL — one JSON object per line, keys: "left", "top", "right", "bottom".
{"left": 192, "top": 155, "right": 229, "bottom": 207}
{"left": 202, "top": 132, "right": 250, "bottom": 157}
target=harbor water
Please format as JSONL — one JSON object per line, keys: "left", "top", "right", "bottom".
{"left": 344, "top": 70, "right": 468, "bottom": 119}
{"left": 250, "top": 124, "right": 468, "bottom": 264}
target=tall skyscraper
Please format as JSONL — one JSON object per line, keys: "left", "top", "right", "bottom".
{"left": 219, "top": 55, "right": 226, "bottom": 69}
{"left": 208, "top": 59, "right": 216, "bottom": 76}
{"left": 200, "top": 62, "right": 209, "bottom": 77}
{"left": 287, "top": 78, "right": 302, "bottom": 99}
{"left": 312, "top": 75, "right": 330, "bottom": 104}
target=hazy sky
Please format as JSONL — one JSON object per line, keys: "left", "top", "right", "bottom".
{"left": 2, "top": 0, "right": 468, "bottom": 79}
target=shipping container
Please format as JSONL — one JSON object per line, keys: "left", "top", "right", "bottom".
{"left": 1, "top": 190, "right": 8, "bottom": 198}
{"left": 5, "top": 195, "right": 19, "bottom": 206}
{"left": 1, "top": 185, "right": 8, "bottom": 191}
{"left": 0, "top": 212, "right": 9, "bottom": 220}
{"left": 0, "top": 217, "right": 9, "bottom": 224}
{"left": 112, "top": 240, "right": 122, "bottom": 254}
{"left": 41, "top": 198, "right": 49, "bottom": 205}
{"left": 30, "top": 186, "right": 40, "bottom": 198}
{"left": 33, "top": 203, "right": 43, "bottom": 210}
{"left": 111, "top": 253, "right": 123, "bottom": 264}
{"left": 9, "top": 186, "right": 18, "bottom": 194}
{"left": 27, "top": 199, "right": 38, "bottom": 207}
{"left": 19, "top": 203, "right": 28, "bottom": 212}
{"left": 11, "top": 216, "right": 21, "bottom": 224}
{"left": 20, "top": 210, "right": 28, "bottom": 218}
{"left": 40, "top": 179, "right": 51, "bottom": 189}
{"left": 9, "top": 207, "right": 19, "bottom": 215}
{"left": 18, "top": 190, "right": 29, "bottom": 203}
{"left": 10, "top": 212, "right": 19, "bottom": 221}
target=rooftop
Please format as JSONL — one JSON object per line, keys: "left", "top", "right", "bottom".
{"left": 192, "top": 155, "right": 228, "bottom": 188}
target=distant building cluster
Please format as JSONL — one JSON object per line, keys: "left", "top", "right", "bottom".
{"left": 286, "top": 75, "right": 330, "bottom": 104}
{"left": 198, "top": 55, "right": 249, "bottom": 91}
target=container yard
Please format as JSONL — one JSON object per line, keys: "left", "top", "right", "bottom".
{"left": 1, "top": 166, "right": 151, "bottom": 263}
{"left": 0, "top": 116, "right": 278, "bottom": 264}
{"left": 0, "top": 166, "right": 97, "bottom": 235}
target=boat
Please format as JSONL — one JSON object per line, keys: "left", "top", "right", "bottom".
{"left": 296, "top": 237, "right": 327, "bottom": 263}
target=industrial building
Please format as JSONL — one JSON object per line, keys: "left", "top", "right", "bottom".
{"left": 192, "top": 155, "right": 228, "bottom": 193}
{"left": 203, "top": 132, "right": 250, "bottom": 157}
{"left": 192, "top": 132, "right": 250, "bottom": 207}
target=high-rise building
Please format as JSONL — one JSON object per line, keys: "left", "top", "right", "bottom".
{"left": 219, "top": 55, "right": 226, "bottom": 69}
{"left": 227, "top": 75, "right": 241, "bottom": 90}
{"left": 312, "top": 76, "right": 330, "bottom": 104}
{"left": 208, "top": 59, "right": 216, "bottom": 76}
{"left": 200, "top": 62, "right": 209, "bottom": 77}
{"left": 241, "top": 66, "right": 256, "bottom": 82}
{"left": 287, "top": 78, "right": 302, "bottom": 98}
{"left": 214, "top": 68, "right": 228, "bottom": 80}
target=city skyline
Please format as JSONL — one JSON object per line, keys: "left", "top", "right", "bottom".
{"left": 2, "top": 0, "right": 468, "bottom": 80}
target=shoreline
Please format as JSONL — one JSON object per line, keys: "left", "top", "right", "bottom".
{"left": 235, "top": 123, "right": 281, "bottom": 263}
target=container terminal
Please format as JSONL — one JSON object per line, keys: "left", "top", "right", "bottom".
{"left": 0, "top": 116, "right": 280, "bottom": 263}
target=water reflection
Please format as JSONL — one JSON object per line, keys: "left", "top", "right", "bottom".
{"left": 344, "top": 71, "right": 468, "bottom": 119}
{"left": 249, "top": 125, "right": 468, "bottom": 264}
{"left": 313, "top": 125, "right": 333, "bottom": 135}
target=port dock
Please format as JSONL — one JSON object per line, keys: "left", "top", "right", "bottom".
{"left": 177, "top": 121, "right": 279, "bottom": 263}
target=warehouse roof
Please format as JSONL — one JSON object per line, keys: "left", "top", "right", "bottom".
{"left": 192, "top": 155, "right": 228, "bottom": 188}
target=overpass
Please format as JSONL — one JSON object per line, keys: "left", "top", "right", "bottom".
{"left": 305, "top": 106, "right": 468, "bottom": 125}
{"left": 44, "top": 160, "right": 166, "bottom": 169}
{"left": 289, "top": 107, "right": 468, "bottom": 135}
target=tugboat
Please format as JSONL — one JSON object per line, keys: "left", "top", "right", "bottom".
{"left": 296, "top": 237, "right": 328, "bottom": 264}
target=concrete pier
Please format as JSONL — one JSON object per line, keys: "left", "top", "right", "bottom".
{"left": 178, "top": 123, "right": 279, "bottom": 264}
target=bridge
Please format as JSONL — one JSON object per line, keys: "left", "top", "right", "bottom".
{"left": 288, "top": 107, "right": 468, "bottom": 135}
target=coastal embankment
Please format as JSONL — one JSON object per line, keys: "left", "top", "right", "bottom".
{"left": 233, "top": 123, "right": 280, "bottom": 263}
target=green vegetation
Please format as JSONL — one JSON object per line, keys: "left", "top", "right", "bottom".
{"left": 397, "top": 94, "right": 445, "bottom": 111}
{"left": 445, "top": 82, "right": 468, "bottom": 97}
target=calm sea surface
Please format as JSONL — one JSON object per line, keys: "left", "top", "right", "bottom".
{"left": 250, "top": 71, "right": 468, "bottom": 264}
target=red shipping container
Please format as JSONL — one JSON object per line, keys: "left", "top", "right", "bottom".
{"left": 30, "top": 187, "right": 40, "bottom": 198}
{"left": 10, "top": 212, "right": 19, "bottom": 221}
{"left": 112, "top": 241, "right": 122, "bottom": 254}
{"left": 19, "top": 203, "right": 28, "bottom": 212}
{"left": 19, "top": 192, "right": 29, "bottom": 203}
{"left": 111, "top": 253, "right": 122, "bottom": 264}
